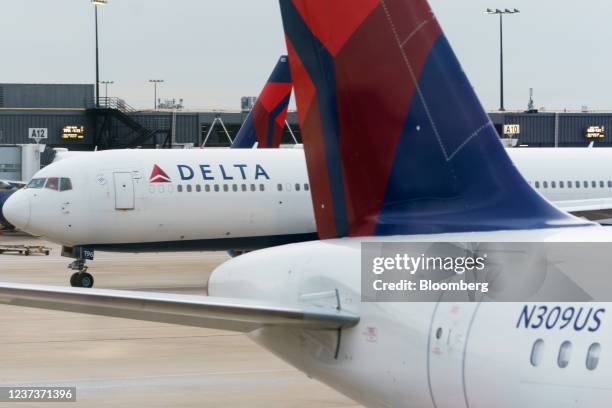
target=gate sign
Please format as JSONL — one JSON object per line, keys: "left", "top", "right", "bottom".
{"left": 586, "top": 126, "right": 606, "bottom": 139}
{"left": 62, "top": 125, "right": 86, "bottom": 141}
{"left": 28, "top": 128, "right": 48, "bottom": 142}
{"left": 503, "top": 124, "right": 521, "bottom": 135}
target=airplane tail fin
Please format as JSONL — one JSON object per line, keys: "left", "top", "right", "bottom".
{"left": 279, "top": 0, "right": 588, "bottom": 238}
{"left": 232, "top": 56, "right": 292, "bottom": 148}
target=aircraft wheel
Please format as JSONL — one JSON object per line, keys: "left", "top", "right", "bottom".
{"left": 79, "top": 273, "right": 94, "bottom": 288}
{"left": 70, "top": 272, "right": 82, "bottom": 287}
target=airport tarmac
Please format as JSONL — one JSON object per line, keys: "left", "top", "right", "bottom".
{"left": 0, "top": 232, "right": 359, "bottom": 408}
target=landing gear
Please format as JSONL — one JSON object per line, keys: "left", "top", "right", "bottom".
{"left": 70, "top": 272, "right": 94, "bottom": 288}
{"left": 68, "top": 259, "right": 94, "bottom": 288}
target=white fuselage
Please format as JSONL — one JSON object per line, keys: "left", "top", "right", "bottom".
{"left": 208, "top": 225, "right": 612, "bottom": 408}
{"left": 7, "top": 149, "right": 315, "bottom": 250}
{"left": 510, "top": 148, "right": 612, "bottom": 215}
{"left": 6, "top": 147, "right": 612, "bottom": 250}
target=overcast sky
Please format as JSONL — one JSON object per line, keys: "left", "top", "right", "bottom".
{"left": 1, "top": 1, "right": 609, "bottom": 111}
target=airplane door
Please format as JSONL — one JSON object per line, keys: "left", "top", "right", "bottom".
{"left": 427, "top": 302, "right": 479, "bottom": 408}
{"left": 113, "top": 172, "right": 135, "bottom": 210}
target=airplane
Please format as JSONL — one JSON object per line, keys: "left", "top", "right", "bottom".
{"left": 2, "top": 0, "right": 612, "bottom": 407}
{"left": 1, "top": 56, "right": 305, "bottom": 288}
{"left": 3, "top": 145, "right": 612, "bottom": 287}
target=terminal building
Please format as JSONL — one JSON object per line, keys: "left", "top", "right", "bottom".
{"left": 1, "top": 83, "right": 611, "bottom": 169}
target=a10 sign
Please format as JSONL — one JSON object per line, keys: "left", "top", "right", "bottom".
{"left": 503, "top": 124, "right": 521, "bottom": 135}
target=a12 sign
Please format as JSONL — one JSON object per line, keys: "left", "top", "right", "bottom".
{"left": 28, "top": 128, "right": 48, "bottom": 141}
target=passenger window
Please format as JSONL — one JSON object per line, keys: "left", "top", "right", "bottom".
{"left": 250, "top": 184, "right": 256, "bottom": 192}
{"left": 304, "top": 183, "right": 309, "bottom": 191}
{"left": 187, "top": 185, "right": 192, "bottom": 192}
{"left": 551, "top": 181, "right": 556, "bottom": 189}
{"left": 196, "top": 185, "right": 201, "bottom": 192}
{"left": 241, "top": 184, "right": 247, "bottom": 192}
{"left": 277, "top": 183, "right": 283, "bottom": 191}
{"left": 576, "top": 181, "right": 580, "bottom": 188}
{"left": 177, "top": 185, "right": 183, "bottom": 192}
{"left": 559, "top": 181, "right": 564, "bottom": 189}
{"left": 27, "top": 178, "right": 46, "bottom": 189}
{"left": 608, "top": 181, "right": 612, "bottom": 188}
{"left": 586, "top": 343, "right": 601, "bottom": 371}
{"left": 45, "top": 177, "right": 59, "bottom": 191}
{"left": 543, "top": 181, "right": 548, "bottom": 189}
{"left": 567, "top": 181, "right": 573, "bottom": 188}
{"left": 205, "top": 185, "right": 211, "bottom": 192}
{"left": 592, "top": 181, "right": 597, "bottom": 188}
{"left": 558, "top": 341, "right": 572, "bottom": 368}
{"left": 530, "top": 339, "right": 545, "bottom": 367}
{"left": 60, "top": 178, "right": 72, "bottom": 192}
{"left": 584, "top": 181, "right": 588, "bottom": 188}
{"left": 223, "top": 184, "right": 229, "bottom": 192}
{"left": 295, "top": 183, "right": 301, "bottom": 191}
{"left": 600, "top": 181, "right": 605, "bottom": 188}
{"left": 214, "top": 184, "right": 220, "bottom": 192}
{"left": 535, "top": 181, "right": 540, "bottom": 189}
{"left": 259, "top": 184, "right": 265, "bottom": 192}
{"left": 232, "top": 184, "right": 238, "bottom": 192}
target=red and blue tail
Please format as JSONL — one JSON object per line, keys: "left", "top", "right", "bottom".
{"left": 232, "top": 56, "right": 292, "bottom": 149}
{"left": 279, "top": 0, "right": 588, "bottom": 239}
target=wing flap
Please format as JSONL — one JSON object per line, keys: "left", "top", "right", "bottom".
{"left": 0, "top": 283, "right": 359, "bottom": 333}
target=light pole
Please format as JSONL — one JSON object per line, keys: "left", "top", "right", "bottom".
{"left": 149, "top": 79, "right": 164, "bottom": 110}
{"left": 486, "top": 8, "right": 519, "bottom": 112}
{"left": 101, "top": 81, "right": 114, "bottom": 105}
{"left": 91, "top": 0, "right": 107, "bottom": 108}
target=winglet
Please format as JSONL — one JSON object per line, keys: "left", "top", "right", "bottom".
{"left": 232, "top": 56, "right": 293, "bottom": 149}
{"left": 279, "top": 0, "right": 589, "bottom": 238}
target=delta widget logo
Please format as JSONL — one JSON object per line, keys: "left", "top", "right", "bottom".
{"left": 149, "top": 164, "right": 171, "bottom": 183}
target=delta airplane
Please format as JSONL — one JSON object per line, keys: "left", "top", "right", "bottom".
{"left": 1, "top": 56, "right": 296, "bottom": 286}
{"left": 3, "top": 140, "right": 612, "bottom": 286}
{"left": 4, "top": 48, "right": 612, "bottom": 290}
{"left": 2, "top": 0, "right": 612, "bottom": 406}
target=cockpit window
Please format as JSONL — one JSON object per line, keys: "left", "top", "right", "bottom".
{"left": 27, "top": 178, "right": 46, "bottom": 189}
{"left": 45, "top": 177, "right": 60, "bottom": 191}
{"left": 60, "top": 178, "right": 73, "bottom": 192}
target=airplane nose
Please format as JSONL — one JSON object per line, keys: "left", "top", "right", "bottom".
{"left": 3, "top": 191, "right": 31, "bottom": 230}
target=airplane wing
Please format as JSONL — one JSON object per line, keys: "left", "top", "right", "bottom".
{"left": 0, "top": 180, "right": 26, "bottom": 190}
{"left": 554, "top": 199, "right": 612, "bottom": 221}
{"left": 0, "top": 283, "right": 359, "bottom": 333}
